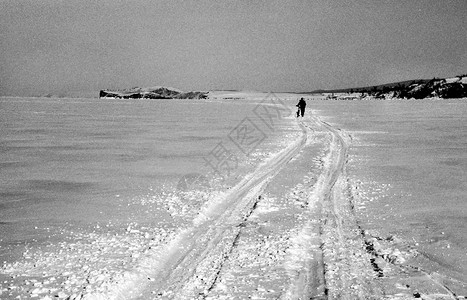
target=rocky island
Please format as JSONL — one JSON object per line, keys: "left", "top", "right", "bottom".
{"left": 99, "top": 86, "right": 208, "bottom": 99}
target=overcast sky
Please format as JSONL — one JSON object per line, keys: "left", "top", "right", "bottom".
{"left": 1, "top": 0, "right": 466, "bottom": 96}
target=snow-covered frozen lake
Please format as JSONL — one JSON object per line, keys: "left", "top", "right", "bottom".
{"left": 1, "top": 95, "right": 466, "bottom": 299}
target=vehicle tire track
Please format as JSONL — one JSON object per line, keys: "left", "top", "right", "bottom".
{"left": 311, "top": 116, "right": 461, "bottom": 300}
{"left": 313, "top": 117, "right": 386, "bottom": 299}
{"left": 109, "top": 121, "right": 309, "bottom": 300}
{"left": 280, "top": 116, "right": 350, "bottom": 300}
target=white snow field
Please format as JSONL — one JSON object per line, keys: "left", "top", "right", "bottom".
{"left": 1, "top": 95, "right": 466, "bottom": 299}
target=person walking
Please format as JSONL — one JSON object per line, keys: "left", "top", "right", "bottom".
{"left": 296, "top": 97, "right": 306, "bottom": 117}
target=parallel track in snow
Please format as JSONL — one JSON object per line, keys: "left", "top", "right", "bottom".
{"left": 100, "top": 114, "right": 360, "bottom": 300}
{"left": 125, "top": 115, "right": 352, "bottom": 300}
{"left": 109, "top": 121, "right": 309, "bottom": 300}
{"left": 281, "top": 116, "right": 350, "bottom": 300}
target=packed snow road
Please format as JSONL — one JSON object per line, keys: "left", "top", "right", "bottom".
{"left": 103, "top": 115, "right": 356, "bottom": 300}
{"left": 107, "top": 113, "right": 458, "bottom": 300}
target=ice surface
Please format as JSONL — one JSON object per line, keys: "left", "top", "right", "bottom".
{"left": 1, "top": 95, "right": 466, "bottom": 299}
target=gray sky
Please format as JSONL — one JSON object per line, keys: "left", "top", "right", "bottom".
{"left": 1, "top": 0, "right": 466, "bottom": 96}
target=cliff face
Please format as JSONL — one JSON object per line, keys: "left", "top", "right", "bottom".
{"left": 315, "top": 75, "right": 467, "bottom": 99}
{"left": 388, "top": 76, "right": 467, "bottom": 99}
{"left": 99, "top": 87, "right": 208, "bottom": 99}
